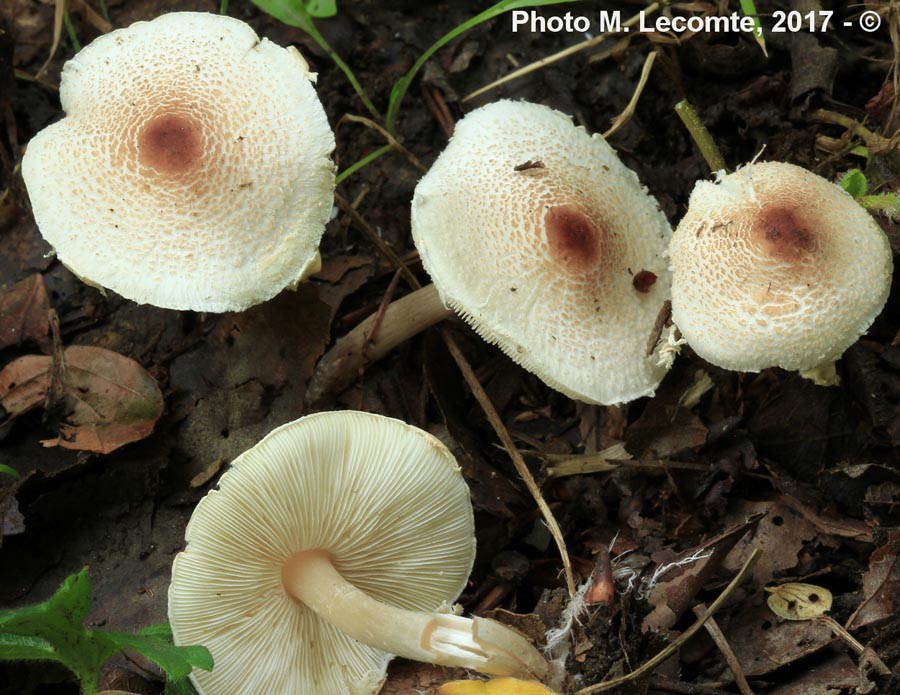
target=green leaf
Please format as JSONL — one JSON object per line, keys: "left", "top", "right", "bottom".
{"left": 0, "top": 464, "right": 20, "bottom": 479}
{"left": 0, "top": 568, "right": 91, "bottom": 631}
{"left": 249, "top": 0, "right": 379, "bottom": 119}
{"left": 0, "top": 574, "right": 213, "bottom": 695}
{"left": 739, "top": 0, "right": 767, "bottom": 57}
{"left": 250, "top": 0, "right": 314, "bottom": 32}
{"left": 104, "top": 625, "right": 213, "bottom": 679}
{"left": 166, "top": 676, "right": 203, "bottom": 695}
{"left": 385, "top": 0, "right": 582, "bottom": 132}
{"left": 0, "top": 569, "right": 115, "bottom": 694}
{"left": 304, "top": 0, "right": 336, "bottom": 17}
{"left": 840, "top": 168, "right": 868, "bottom": 198}
{"left": 0, "top": 632, "right": 58, "bottom": 662}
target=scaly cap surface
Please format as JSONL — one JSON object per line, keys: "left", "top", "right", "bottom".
{"left": 411, "top": 100, "right": 673, "bottom": 405}
{"left": 670, "top": 162, "right": 893, "bottom": 371}
{"left": 22, "top": 12, "right": 335, "bottom": 311}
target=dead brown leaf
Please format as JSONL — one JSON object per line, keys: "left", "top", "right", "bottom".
{"left": 0, "top": 493, "right": 25, "bottom": 547}
{"left": 0, "top": 274, "right": 51, "bottom": 352}
{"left": 726, "top": 603, "right": 835, "bottom": 677}
{"left": 626, "top": 403, "right": 708, "bottom": 458}
{"left": 721, "top": 499, "right": 818, "bottom": 585}
{"left": 46, "top": 346, "right": 164, "bottom": 452}
{"left": 0, "top": 353, "right": 51, "bottom": 419}
{"left": 850, "top": 532, "right": 900, "bottom": 630}
{"left": 643, "top": 514, "right": 762, "bottom": 632}
{"left": 767, "top": 652, "right": 861, "bottom": 694}
{"left": 0, "top": 345, "right": 164, "bottom": 453}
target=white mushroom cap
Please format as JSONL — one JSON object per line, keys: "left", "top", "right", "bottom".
{"left": 22, "top": 12, "right": 335, "bottom": 311}
{"left": 411, "top": 100, "right": 673, "bottom": 406}
{"left": 168, "top": 411, "right": 475, "bottom": 695}
{"left": 669, "top": 161, "right": 894, "bottom": 372}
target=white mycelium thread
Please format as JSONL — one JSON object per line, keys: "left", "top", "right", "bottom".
{"left": 23, "top": 12, "right": 335, "bottom": 311}
{"left": 168, "top": 411, "right": 475, "bottom": 695}
{"left": 411, "top": 100, "right": 674, "bottom": 406}
{"left": 670, "top": 162, "right": 893, "bottom": 372}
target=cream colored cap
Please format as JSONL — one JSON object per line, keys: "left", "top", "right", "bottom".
{"left": 411, "top": 100, "right": 673, "bottom": 405}
{"left": 168, "top": 411, "right": 475, "bottom": 695}
{"left": 22, "top": 12, "right": 335, "bottom": 311}
{"left": 670, "top": 161, "right": 893, "bottom": 372}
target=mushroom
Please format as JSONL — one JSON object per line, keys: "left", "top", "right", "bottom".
{"left": 168, "top": 411, "right": 551, "bottom": 695}
{"left": 308, "top": 100, "right": 673, "bottom": 406}
{"left": 22, "top": 12, "right": 335, "bottom": 312}
{"left": 669, "top": 161, "right": 894, "bottom": 381}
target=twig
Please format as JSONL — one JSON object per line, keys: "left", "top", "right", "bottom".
{"left": 648, "top": 677, "right": 737, "bottom": 695}
{"left": 463, "top": 2, "right": 663, "bottom": 103}
{"left": 333, "top": 193, "right": 419, "bottom": 288}
{"left": 36, "top": 0, "right": 67, "bottom": 79}
{"left": 603, "top": 51, "right": 658, "bottom": 139}
{"left": 816, "top": 616, "right": 891, "bottom": 676}
{"left": 575, "top": 548, "right": 761, "bottom": 694}
{"left": 692, "top": 602, "right": 755, "bottom": 695}
{"left": 809, "top": 108, "right": 889, "bottom": 149}
{"left": 422, "top": 85, "right": 456, "bottom": 139}
{"left": 366, "top": 269, "right": 403, "bottom": 346}
{"left": 442, "top": 328, "right": 576, "bottom": 597}
{"left": 337, "top": 114, "right": 426, "bottom": 173}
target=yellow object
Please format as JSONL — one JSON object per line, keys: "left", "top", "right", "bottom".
{"left": 765, "top": 582, "right": 833, "bottom": 620}
{"left": 439, "top": 677, "right": 559, "bottom": 695}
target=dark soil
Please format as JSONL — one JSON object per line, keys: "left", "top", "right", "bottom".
{"left": 1, "top": 1, "right": 899, "bottom": 694}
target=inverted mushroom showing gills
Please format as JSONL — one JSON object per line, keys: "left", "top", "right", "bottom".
{"left": 22, "top": 12, "right": 335, "bottom": 312}
{"left": 168, "top": 411, "right": 551, "bottom": 695}
{"left": 669, "top": 162, "right": 893, "bottom": 379}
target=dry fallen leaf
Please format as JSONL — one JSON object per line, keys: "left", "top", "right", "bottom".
{"left": 439, "top": 677, "right": 559, "bottom": 695}
{"left": 765, "top": 583, "right": 833, "bottom": 620}
{"left": 0, "top": 345, "right": 164, "bottom": 454}
{"left": 851, "top": 534, "right": 900, "bottom": 629}
{"left": 0, "top": 274, "right": 51, "bottom": 352}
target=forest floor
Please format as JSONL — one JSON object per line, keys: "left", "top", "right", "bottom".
{"left": 1, "top": 1, "right": 899, "bottom": 694}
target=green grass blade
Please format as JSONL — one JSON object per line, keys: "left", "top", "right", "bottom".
{"left": 304, "top": 0, "right": 337, "bottom": 18}
{"left": 385, "top": 0, "right": 581, "bottom": 133}
{"left": 739, "top": 0, "right": 767, "bottom": 57}
{"left": 335, "top": 143, "right": 393, "bottom": 185}
{"left": 0, "top": 464, "right": 20, "bottom": 479}
{"left": 250, "top": 0, "right": 379, "bottom": 119}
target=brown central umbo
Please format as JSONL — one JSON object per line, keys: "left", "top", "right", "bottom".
{"left": 138, "top": 113, "right": 203, "bottom": 174}
{"left": 544, "top": 205, "right": 602, "bottom": 273}
{"left": 755, "top": 205, "right": 817, "bottom": 262}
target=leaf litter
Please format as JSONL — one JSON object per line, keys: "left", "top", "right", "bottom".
{"left": 2, "top": 1, "right": 900, "bottom": 694}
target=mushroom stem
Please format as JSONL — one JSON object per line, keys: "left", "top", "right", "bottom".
{"left": 798, "top": 360, "right": 840, "bottom": 386}
{"left": 306, "top": 283, "right": 451, "bottom": 402}
{"left": 282, "top": 549, "right": 551, "bottom": 682}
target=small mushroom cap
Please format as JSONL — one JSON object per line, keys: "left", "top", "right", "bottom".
{"left": 669, "top": 162, "right": 894, "bottom": 372}
{"left": 168, "top": 411, "right": 475, "bottom": 695}
{"left": 22, "top": 12, "right": 335, "bottom": 311}
{"left": 411, "top": 100, "right": 673, "bottom": 406}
